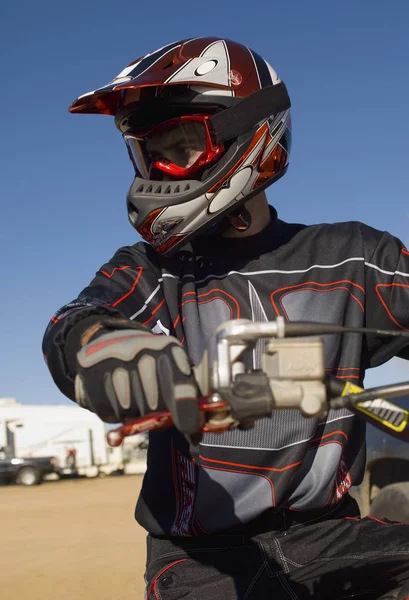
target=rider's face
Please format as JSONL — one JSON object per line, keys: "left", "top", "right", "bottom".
{"left": 145, "top": 123, "right": 205, "bottom": 169}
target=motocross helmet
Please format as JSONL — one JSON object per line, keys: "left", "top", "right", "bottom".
{"left": 69, "top": 37, "right": 292, "bottom": 255}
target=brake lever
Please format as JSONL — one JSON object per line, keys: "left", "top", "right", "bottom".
{"left": 106, "top": 395, "right": 232, "bottom": 447}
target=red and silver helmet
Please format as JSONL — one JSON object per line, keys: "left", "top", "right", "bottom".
{"left": 69, "top": 37, "right": 292, "bottom": 255}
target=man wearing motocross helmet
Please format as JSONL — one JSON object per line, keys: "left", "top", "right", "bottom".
{"left": 43, "top": 38, "right": 409, "bottom": 599}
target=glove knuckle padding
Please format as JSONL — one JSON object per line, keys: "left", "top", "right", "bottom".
{"left": 103, "top": 371, "right": 123, "bottom": 420}
{"left": 74, "top": 374, "right": 88, "bottom": 408}
{"left": 130, "top": 369, "right": 146, "bottom": 415}
{"left": 112, "top": 368, "right": 132, "bottom": 410}
{"left": 173, "top": 382, "right": 198, "bottom": 402}
{"left": 169, "top": 344, "right": 192, "bottom": 376}
{"left": 77, "top": 330, "right": 157, "bottom": 367}
{"left": 137, "top": 354, "right": 159, "bottom": 410}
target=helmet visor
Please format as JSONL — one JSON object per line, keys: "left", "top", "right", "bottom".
{"left": 124, "top": 115, "right": 224, "bottom": 179}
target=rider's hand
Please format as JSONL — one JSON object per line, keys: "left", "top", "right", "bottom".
{"left": 71, "top": 318, "right": 202, "bottom": 437}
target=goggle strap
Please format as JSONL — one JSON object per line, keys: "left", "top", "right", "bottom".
{"left": 209, "top": 82, "right": 291, "bottom": 144}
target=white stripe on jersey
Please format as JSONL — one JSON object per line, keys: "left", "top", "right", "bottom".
{"left": 364, "top": 261, "right": 409, "bottom": 278}
{"left": 160, "top": 257, "right": 409, "bottom": 285}
{"left": 129, "top": 280, "right": 163, "bottom": 320}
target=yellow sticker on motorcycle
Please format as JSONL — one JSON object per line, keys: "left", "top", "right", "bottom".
{"left": 341, "top": 381, "right": 408, "bottom": 433}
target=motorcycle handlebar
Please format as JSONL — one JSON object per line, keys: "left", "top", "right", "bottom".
{"left": 106, "top": 319, "right": 409, "bottom": 447}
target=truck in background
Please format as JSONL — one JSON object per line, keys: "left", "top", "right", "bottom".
{"left": 0, "top": 445, "right": 59, "bottom": 486}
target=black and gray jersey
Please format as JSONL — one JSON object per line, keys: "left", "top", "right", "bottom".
{"left": 43, "top": 210, "right": 409, "bottom": 535}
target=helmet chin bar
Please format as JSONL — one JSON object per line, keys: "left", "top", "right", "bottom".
{"left": 128, "top": 166, "right": 287, "bottom": 255}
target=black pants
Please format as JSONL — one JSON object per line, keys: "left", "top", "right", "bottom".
{"left": 144, "top": 498, "right": 409, "bottom": 599}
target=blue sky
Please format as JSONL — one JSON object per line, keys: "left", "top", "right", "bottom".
{"left": 1, "top": 0, "right": 408, "bottom": 406}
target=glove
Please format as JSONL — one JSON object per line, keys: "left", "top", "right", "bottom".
{"left": 71, "top": 317, "right": 202, "bottom": 437}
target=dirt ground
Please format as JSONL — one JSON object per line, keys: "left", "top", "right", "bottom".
{"left": 0, "top": 475, "right": 148, "bottom": 599}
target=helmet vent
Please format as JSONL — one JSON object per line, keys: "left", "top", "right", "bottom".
{"left": 131, "top": 181, "right": 197, "bottom": 196}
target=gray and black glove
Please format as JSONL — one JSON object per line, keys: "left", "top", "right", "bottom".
{"left": 68, "top": 317, "right": 202, "bottom": 437}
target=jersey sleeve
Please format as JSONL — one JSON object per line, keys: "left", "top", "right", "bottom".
{"left": 362, "top": 225, "right": 409, "bottom": 367}
{"left": 42, "top": 242, "right": 164, "bottom": 400}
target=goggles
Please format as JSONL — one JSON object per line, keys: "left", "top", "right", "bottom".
{"left": 123, "top": 115, "right": 225, "bottom": 179}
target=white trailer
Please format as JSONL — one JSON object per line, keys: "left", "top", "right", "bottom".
{"left": 0, "top": 398, "right": 126, "bottom": 477}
